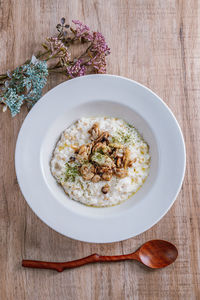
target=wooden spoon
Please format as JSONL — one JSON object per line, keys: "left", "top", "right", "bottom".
{"left": 22, "top": 240, "right": 178, "bottom": 272}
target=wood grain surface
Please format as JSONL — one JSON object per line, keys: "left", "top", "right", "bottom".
{"left": 0, "top": 0, "right": 199, "bottom": 299}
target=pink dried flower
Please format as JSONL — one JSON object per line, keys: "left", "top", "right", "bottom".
{"left": 47, "top": 37, "right": 71, "bottom": 61}
{"left": 90, "top": 32, "right": 110, "bottom": 55}
{"left": 72, "top": 20, "right": 93, "bottom": 41}
{"left": 66, "top": 59, "right": 86, "bottom": 78}
{"left": 96, "top": 57, "right": 107, "bottom": 74}
{"left": 91, "top": 54, "right": 107, "bottom": 74}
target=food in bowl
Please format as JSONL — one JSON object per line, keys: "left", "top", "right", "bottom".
{"left": 50, "top": 117, "right": 150, "bottom": 207}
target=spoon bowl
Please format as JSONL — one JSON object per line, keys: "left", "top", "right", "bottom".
{"left": 137, "top": 240, "right": 178, "bottom": 269}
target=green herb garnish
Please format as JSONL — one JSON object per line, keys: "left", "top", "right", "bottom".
{"left": 112, "top": 130, "right": 133, "bottom": 144}
{"left": 127, "top": 123, "right": 134, "bottom": 129}
{"left": 65, "top": 162, "right": 79, "bottom": 182}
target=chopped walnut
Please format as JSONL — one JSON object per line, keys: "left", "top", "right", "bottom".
{"left": 77, "top": 143, "right": 93, "bottom": 161}
{"left": 123, "top": 147, "right": 131, "bottom": 169}
{"left": 92, "top": 142, "right": 103, "bottom": 153}
{"left": 70, "top": 145, "right": 79, "bottom": 151}
{"left": 88, "top": 123, "right": 101, "bottom": 140}
{"left": 95, "top": 131, "right": 109, "bottom": 143}
{"left": 91, "top": 174, "right": 101, "bottom": 183}
{"left": 98, "top": 166, "right": 112, "bottom": 173}
{"left": 101, "top": 172, "right": 112, "bottom": 181}
{"left": 113, "top": 148, "right": 124, "bottom": 158}
{"left": 78, "top": 145, "right": 87, "bottom": 155}
{"left": 116, "top": 157, "right": 123, "bottom": 168}
{"left": 86, "top": 142, "right": 93, "bottom": 153}
{"left": 95, "top": 166, "right": 110, "bottom": 177}
{"left": 128, "top": 160, "right": 133, "bottom": 167}
{"left": 115, "top": 168, "right": 128, "bottom": 178}
{"left": 127, "top": 157, "right": 136, "bottom": 167}
{"left": 80, "top": 164, "right": 95, "bottom": 180}
{"left": 109, "top": 143, "right": 124, "bottom": 149}
{"left": 101, "top": 184, "right": 110, "bottom": 194}
{"left": 92, "top": 142, "right": 111, "bottom": 154}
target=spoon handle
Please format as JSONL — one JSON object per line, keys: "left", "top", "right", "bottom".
{"left": 22, "top": 253, "right": 139, "bottom": 272}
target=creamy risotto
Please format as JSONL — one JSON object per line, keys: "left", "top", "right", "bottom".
{"left": 51, "top": 117, "right": 150, "bottom": 207}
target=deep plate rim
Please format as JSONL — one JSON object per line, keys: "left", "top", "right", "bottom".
{"left": 15, "top": 74, "right": 186, "bottom": 243}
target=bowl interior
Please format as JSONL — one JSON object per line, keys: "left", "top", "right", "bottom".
{"left": 40, "top": 100, "right": 159, "bottom": 218}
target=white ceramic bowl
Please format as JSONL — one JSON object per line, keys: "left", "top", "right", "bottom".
{"left": 15, "top": 75, "right": 186, "bottom": 243}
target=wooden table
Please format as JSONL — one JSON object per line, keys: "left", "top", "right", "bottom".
{"left": 0, "top": 0, "right": 199, "bottom": 299}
